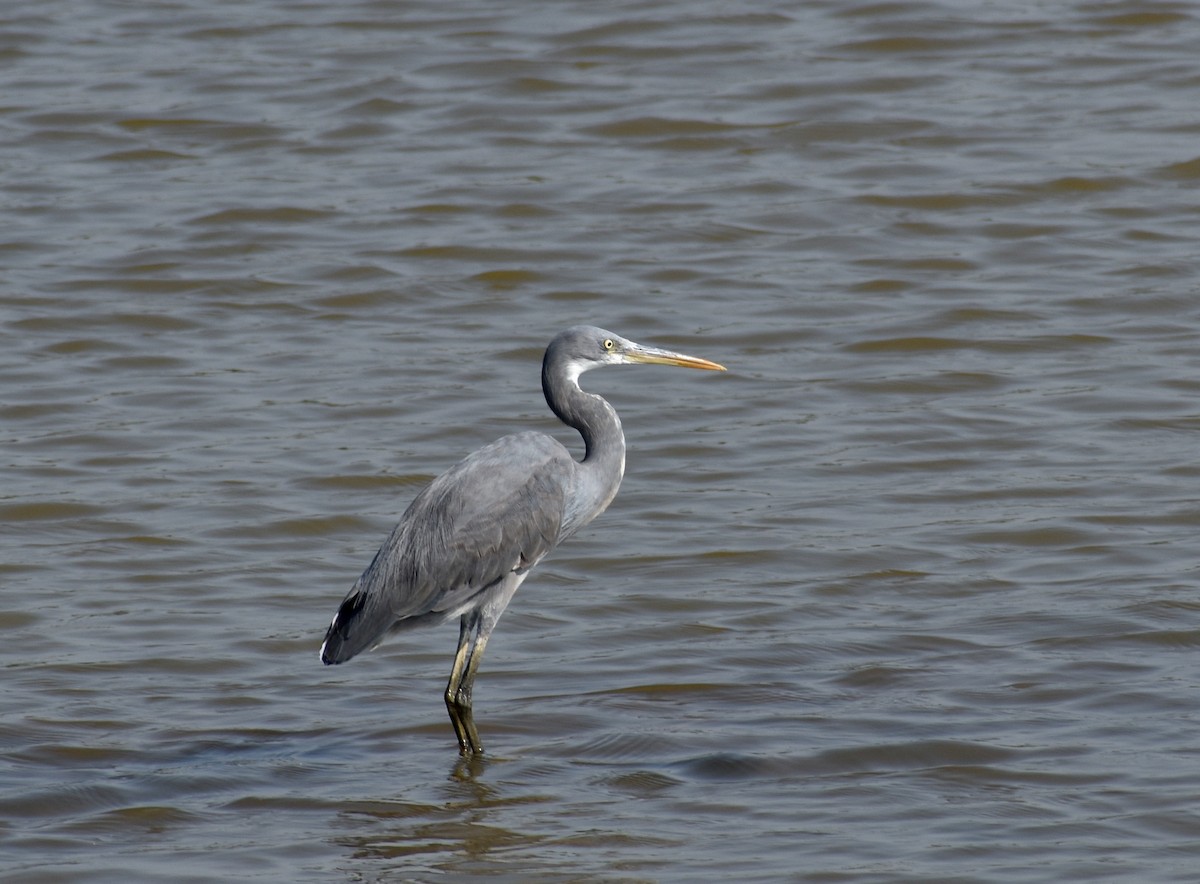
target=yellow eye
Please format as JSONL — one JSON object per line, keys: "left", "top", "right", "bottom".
{"left": 603, "top": 338, "right": 615, "bottom": 351}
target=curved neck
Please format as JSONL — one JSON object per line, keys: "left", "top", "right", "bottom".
{"left": 542, "top": 351, "right": 626, "bottom": 524}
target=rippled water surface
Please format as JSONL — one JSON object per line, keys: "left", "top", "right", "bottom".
{"left": 4, "top": 1, "right": 1200, "bottom": 881}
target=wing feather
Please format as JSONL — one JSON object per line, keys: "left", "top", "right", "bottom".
{"left": 320, "top": 432, "right": 573, "bottom": 663}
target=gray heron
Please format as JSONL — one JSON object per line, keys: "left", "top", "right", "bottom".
{"left": 320, "top": 325, "right": 725, "bottom": 754}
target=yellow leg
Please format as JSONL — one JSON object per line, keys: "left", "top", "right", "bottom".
{"left": 446, "top": 697, "right": 482, "bottom": 756}
{"left": 445, "top": 617, "right": 485, "bottom": 755}
{"left": 444, "top": 618, "right": 473, "bottom": 707}
{"left": 456, "top": 633, "right": 490, "bottom": 708}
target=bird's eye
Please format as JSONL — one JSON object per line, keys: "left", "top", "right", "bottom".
{"left": 602, "top": 338, "right": 615, "bottom": 351}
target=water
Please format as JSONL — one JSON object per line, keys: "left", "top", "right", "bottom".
{"left": 3, "top": 1, "right": 1200, "bottom": 880}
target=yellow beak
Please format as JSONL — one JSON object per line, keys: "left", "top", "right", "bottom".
{"left": 625, "top": 344, "right": 726, "bottom": 372}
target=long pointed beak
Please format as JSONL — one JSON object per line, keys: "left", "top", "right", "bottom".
{"left": 625, "top": 343, "right": 726, "bottom": 372}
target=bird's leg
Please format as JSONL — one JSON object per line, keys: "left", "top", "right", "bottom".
{"left": 447, "top": 699, "right": 482, "bottom": 756}
{"left": 445, "top": 616, "right": 474, "bottom": 708}
{"left": 449, "top": 639, "right": 490, "bottom": 756}
{"left": 445, "top": 615, "right": 484, "bottom": 755}
{"left": 456, "top": 632, "right": 491, "bottom": 709}
{"left": 449, "top": 631, "right": 492, "bottom": 755}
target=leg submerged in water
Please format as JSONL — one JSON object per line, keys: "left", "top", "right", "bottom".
{"left": 445, "top": 614, "right": 488, "bottom": 754}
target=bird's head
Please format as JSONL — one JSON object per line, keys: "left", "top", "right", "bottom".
{"left": 549, "top": 325, "right": 726, "bottom": 380}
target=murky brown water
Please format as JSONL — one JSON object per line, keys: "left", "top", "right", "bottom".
{"left": 4, "top": 1, "right": 1200, "bottom": 881}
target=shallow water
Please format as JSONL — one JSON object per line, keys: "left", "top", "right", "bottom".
{"left": 3, "top": 1, "right": 1200, "bottom": 881}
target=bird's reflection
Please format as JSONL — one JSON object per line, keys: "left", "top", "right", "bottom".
{"left": 330, "top": 744, "right": 530, "bottom": 878}
{"left": 449, "top": 735, "right": 489, "bottom": 783}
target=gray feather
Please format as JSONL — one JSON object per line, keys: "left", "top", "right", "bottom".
{"left": 320, "top": 432, "right": 573, "bottom": 663}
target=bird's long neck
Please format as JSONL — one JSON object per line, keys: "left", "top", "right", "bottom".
{"left": 542, "top": 353, "right": 626, "bottom": 524}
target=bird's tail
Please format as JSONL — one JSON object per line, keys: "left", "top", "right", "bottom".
{"left": 319, "top": 589, "right": 377, "bottom": 665}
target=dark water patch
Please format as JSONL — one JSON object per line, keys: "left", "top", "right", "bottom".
{"left": 833, "top": 663, "right": 930, "bottom": 690}
{"left": 1090, "top": 11, "right": 1192, "bottom": 28}
{"left": 59, "top": 804, "right": 204, "bottom": 836}
{"left": 570, "top": 731, "right": 680, "bottom": 761}
{"left": 0, "top": 781, "right": 135, "bottom": 819}
{"left": 1157, "top": 155, "right": 1200, "bottom": 179}
{"left": 188, "top": 206, "right": 338, "bottom": 227}
{"left": 470, "top": 268, "right": 544, "bottom": 290}
{"left": 959, "top": 525, "right": 1098, "bottom": 548}
{"left": 10, "top": 310, "right": 201, "bottom": 334}
{"left": 600, "top": 769, "right": 684, "bottom": 801}
{"left": 674, "top": 740, "right": 1020, "bottom": 783}
{"left": 673, "top": 751, "right": 782, "bottom": 781}
{"left": 96, "top": 148, "right": 197, "bottom": 163}
{"left": 857, "top": 191, "right": 1023, "bottom": 212}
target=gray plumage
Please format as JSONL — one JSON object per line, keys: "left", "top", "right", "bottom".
{"left": 319, "top": 325, "right": 725, "bottom": 754}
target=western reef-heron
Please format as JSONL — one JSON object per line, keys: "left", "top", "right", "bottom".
{"left": 319, "top": 325, "right": 725, "bottom": 754}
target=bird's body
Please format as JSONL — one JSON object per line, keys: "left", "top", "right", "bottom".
{"left": 319, "top": 432, "right": 576, "bottom": 664}
{"left": 320, "top": 326, "right": 724, "bottom": 754}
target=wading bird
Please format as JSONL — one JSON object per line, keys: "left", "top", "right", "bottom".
{"left": 320, "top": 326, "right": 725, "bottom": 754}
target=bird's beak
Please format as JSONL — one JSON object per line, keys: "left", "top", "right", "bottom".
{"left": 625, "top": 343, "right": 726, "bottom": 372}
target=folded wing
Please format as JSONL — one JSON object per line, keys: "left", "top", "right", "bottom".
{"left": 320, "top": 432, "right": 573, "bottom": 664}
